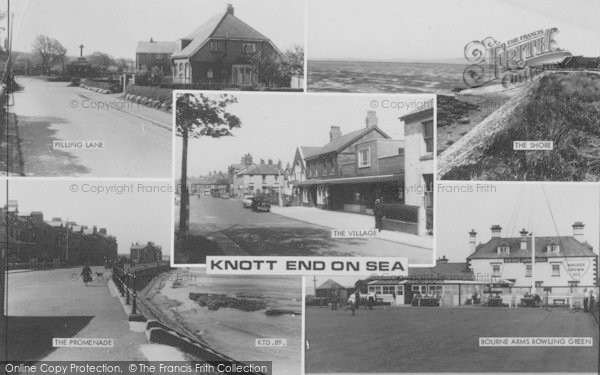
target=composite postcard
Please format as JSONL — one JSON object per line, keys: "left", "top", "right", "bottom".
{"left": 1, "top": 0, "right": 599, "bottom": 375}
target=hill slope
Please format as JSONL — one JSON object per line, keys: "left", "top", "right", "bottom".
{"left": 438, "top": 72, "right": 600, "bottom": 181}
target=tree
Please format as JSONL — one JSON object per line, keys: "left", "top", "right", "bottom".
{"left": 250, "top": 45, "right": 304, "bottom": 87}
{"left": 31, "top": 35, "right": 67, "bottom": 74}
{"left": 87, "top": 51, "right": 114, "bottom": 71}
{"left": 176, "top": 93, "right": 241, "bottom": 235}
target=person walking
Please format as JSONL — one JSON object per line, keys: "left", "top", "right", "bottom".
{"left": 583, "top": 288, "right": 589, "bottom": 312}
{"left": 345, "top": 293, "right": 357, "bottom": 316}
{"left": 367, "top": 290, "right": 376, "bottom": 310}
{"left": 373, "top": 199, "right": 384, "bottom": 232}
{"left": 81, "top": 264, "right": 93, "bottom": 286}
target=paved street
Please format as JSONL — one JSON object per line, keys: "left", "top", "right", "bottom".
{"left": 175, "top": 196, "right": 433, "bottom": 263}
{"left": 12, "top": 77, "right": 172, "bottom": 177}
{"left": 5, "top": 266, "right": 148, "bottom": 361}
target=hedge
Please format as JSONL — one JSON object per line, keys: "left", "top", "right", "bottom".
{"left": 382, "top": 203, "right": 419, "bottom": 223}
{"left": 126, "top": 84, "right": 173, "bottom": 105}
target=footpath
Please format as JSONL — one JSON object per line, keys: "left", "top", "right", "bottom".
{"left": 270, "top": 206, "right": 433, "bottom": 250}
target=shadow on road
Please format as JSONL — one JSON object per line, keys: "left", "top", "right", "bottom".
{"left": 1, "top": 316, "right": 93, "bottom": 361}
{"left": 17, "top": 116, "right": 90, "bottom": 176}
{"left": 174, "top": 233, "right": 224, "bottom": 264}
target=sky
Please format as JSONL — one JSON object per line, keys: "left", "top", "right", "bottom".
{"left": 7, "top": 0, "right": 304, "bottom": 59}
{"left": 4, "top": 179, "right": 173, "bottom": 255}
{"left": 174, "top": 92, "right": 434, "bottom": 176}
{"left": 436, "top": 183, "right": 600, "bottom": 262}
{"left": 308, "top": 0, "right": 600, "bottom": 61}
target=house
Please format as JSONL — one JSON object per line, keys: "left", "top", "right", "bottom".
{"left": 399, "top": 100, "right": 434, "bottom": 235}
{"left": 2, "top": 202, "right": 117, "bottom": 266}
{"left": 233, "top": 159, "right": 284, "bottom": 197}
{"left": 288, "top": 146, "right": 319, "bottom": 205}
{"left": 315, "top": 279, "right": 352, "bottom": 302}
{"left": 171, "top": 4, "right": 281, "bottom": 86}
{"left": 135, "top": 38, "right": 177, "bottom": 73}
{"left": 295, "top": 111, "right": 404, "bottom": 214}
{"left": 130, "top": 241, "right": 163, "bottom": 264}
{"left": 467, "top": 223, "right": 599, "bottom": 296}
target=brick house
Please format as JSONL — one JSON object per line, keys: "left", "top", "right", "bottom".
{"left": 135, "top": 38, "right": 177, "bottom": 73}
{"left": 130, "top": 241, "right": 163, "bottom": 264}
{"left": 399, "top": 100, "right": 434, "bottom": 234}
{"left": 294, "top": 111, "right": 405, "bottom": 214}
{"left": 171, "top": 4, "right": 281, "bottom": 87}
{"left": 2, "top": 202, "right": 117, "bottom": 266}
{"left": 233, "top": 159, "right": 284, "bottom": 197}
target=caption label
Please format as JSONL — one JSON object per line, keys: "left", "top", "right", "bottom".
{"left": 256, "top": 338, "right": 287, "bottom": 347}
{"left": 206, "top": 256, "right": 408, "bottom": 276}
{"left": 52, "top": 338, "right": 113, "bottom": 348}
{"left": 479, "top": 337, "right": 593, "bottom": 347}
{"left": 53, "top": 141, "right": 105, "bottom": 150}
{"left": 513, "top": 141, "right": 553, "bottom": 150}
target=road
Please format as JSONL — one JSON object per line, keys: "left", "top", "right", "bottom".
{"left": 12, "top": 77, "right": 172, "bottom": 177}
{"left": 175, "top": 196, "right": 432, "bottom": 263}
{"left": 5, "top": 266, "right": 148, "bottom": 361}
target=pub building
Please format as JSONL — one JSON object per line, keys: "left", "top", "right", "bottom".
{"left": 358, "top": 222, "right": 599, "bottom": 307}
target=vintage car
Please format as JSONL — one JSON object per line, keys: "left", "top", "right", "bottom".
{"left": 221, "top": 193, "right": 230, "bottom": 199}
{"left": 251, "top": 196, "right": 271, "bottom": 212}
{"left": 242, "top": 195, "right": 255, "bottom": 208}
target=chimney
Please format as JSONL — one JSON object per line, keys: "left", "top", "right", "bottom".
{"left": 30, "top": 211, "right": 43, "bottom": 225}
{"left": 268, "top": 159, "right": 273, "bottom": 165}
{"left": 572, "top": 221, "right": 585, "bottom": 243}
{"left": 93, "top": 226, "right": 98, "bottom": 234}
{"left": 99, "top": 228, "right": 107, "bottom": 235}
{"left": 490, "top": 225, "right": 502, "bottom": 238}
{"left": 329, "top": 126, "right": 342, "bottom": 141}
{"left": 365, "top": 110, "right": 378, "bottom": 128}
{"left": 277, "top": 160, "right": 282, "bottom": 169}
{"left": 150, "top": 37, "right": 154, "bottom": 43}
{"left": 260, "top": 159, "right": 265, "bottom": 165}
{"left": 519, "top": 228, "right": 528, "bottom": 250}
{"left": 226, "top": 4, "right": 234, "bottom": 15}
{"left": 438, "top": 255, "right": 448, "bottom": 264}
{"left": 468, "top": 229, "right": 477, "bottom": 252}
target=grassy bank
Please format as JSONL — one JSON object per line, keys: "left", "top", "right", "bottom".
{"left": 442, "top": 72, "right": 600, "bottom": 180}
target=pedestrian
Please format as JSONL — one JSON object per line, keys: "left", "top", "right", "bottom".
{"left": 589, "top": 290, "right": 595, "bottom": 314}
{"left": 81, "top": 264, "right": 93, "bottom": 286}
{"left": 373, "top": 198, "right": 384, "bottom": 232}
{"left": 345, "top": 293, "right": 357, "bottom": 316}
{"left": 355, "top": 289, "right": 360, "bottom": 310}
{"left": 583, "top": 288, "right": 589, "bottom": 312}
{"left": 367, "top": 290, "right": 376, "bottom": 310}
{"left": 330, "top": 290, "right": 338, "bottom": 311}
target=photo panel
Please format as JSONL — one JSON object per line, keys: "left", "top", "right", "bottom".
{"left": 173, "top": 92, "right": 436, "bottom": 268}
{"left": 307, "top": 0, "right": 600, "bottom": 182}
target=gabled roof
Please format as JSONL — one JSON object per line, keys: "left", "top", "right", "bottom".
{"left": 317, "top": 279, "right": 348, "bottom": 290}
{"left": 237, "top": 163, "right": 282, "bottom": 176}
{"left": 302, "top": 125, "right": 391, "bottom": 160}
{"left": 136, "top": 41, "right": 177, "bottom": 54}
{"left": 172, "top": 10, "right": 274, "bottom": 59}
{"left": 468, "top": 236, "right": 596, "bottom": 259}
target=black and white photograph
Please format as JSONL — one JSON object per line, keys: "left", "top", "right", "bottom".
{"left": 173, "top": 92, "right": 435, "bottom": 265}
{"left": 307, "top": 0, "right": 600, "bottom": 181}
{"left": 304, "top": 183, "right": 599, "bottom": 373}
{"left": 1, "top": 179, "right": 173, "bottom": 361}
{"left": 2, "top": 0, "right": 304, "bottom": 177}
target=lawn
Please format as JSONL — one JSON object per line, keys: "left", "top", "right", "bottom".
{"left": 305, "top": 306, "right": 598, "bottom": 373}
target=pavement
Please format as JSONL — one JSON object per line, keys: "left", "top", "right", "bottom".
{"left": 3, "top": 266, "right": 174, "bottom": 361}
{"left": 271, "top": 205, "right": 433, "bottom": 250}
{"left": 175, "top": 196, "right": 433, "bottom": 264}
{"left": 10, "top": 77, "right": 172, "bottom": 177}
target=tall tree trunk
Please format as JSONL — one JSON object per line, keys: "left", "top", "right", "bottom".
{"left": 178, "top": 124, "right": 189, "bottom": 236}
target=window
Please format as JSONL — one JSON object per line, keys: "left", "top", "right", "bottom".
{"left": 274, "top": 175, "right": 279, "bottom": 183}
{"left": 423, "top": 174, "right": 433, "bottom": 208}
{"left": 497, "top": 244, "right": 510, "bottom": 254}
{"left": 535, "top": 281, "right": 543, "bottom": 288}
{"left": 492, "top": 264, "right": 501, "bottom": 277}
{"left": 209, "top": 40, "right": 224, "bottom": 52}
{"left": 423, "top": 120, "right": 434, "bottom": 153}
{"left": 568, "top": 281, "right": 579, "bottom": 292}
{"left": 358, "top": 147, "right": 371, "bottom": 168}
{"left": 551, "top": 263, "right": 560, "bottom": 276}
{"left": 547, "top": 243, "right": 560, "bottom": 253}
{"left": 525, "top": 264, "right": 532, "bottom": 277}
{"left": 242, "top": 43, "right": 256, "bottom": 54}
{"left": 262, "top": 175, "right": 266, "bottom": 184}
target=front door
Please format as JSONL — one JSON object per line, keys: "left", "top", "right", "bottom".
{"left": 395, "top": 285, "right": 405, "bottom": 305}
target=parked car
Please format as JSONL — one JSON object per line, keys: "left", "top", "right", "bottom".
{"left": 242, "top": 195, "right": 255, "bottom": 208}
{"left": 251, "top": 196, "right": 271, "bottom": 212}
{"left": 221, "top": 193, "right": 230, "bottom": 199}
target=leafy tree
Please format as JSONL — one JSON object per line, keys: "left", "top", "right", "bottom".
{"left": 31, "top": 35, "right": 67, "bottom": 74}
{"left": 87, "top": 51, "right": 114, "bottom": 71}
{"left": 175, "top": 93, "right": 241, "bottom": 235}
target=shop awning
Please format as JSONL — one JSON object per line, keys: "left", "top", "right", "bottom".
{"left": 295, "top": 174, "right": 402, "bottom": 186}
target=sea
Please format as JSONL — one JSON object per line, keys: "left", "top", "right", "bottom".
{"left": 308, "top": 60, "right": 466, "bottom": 94}
{"left": 153, "top": 269, "right": 302, "bottom": 375}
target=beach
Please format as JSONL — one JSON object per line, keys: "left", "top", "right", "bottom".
{"left": 143, "top": 269, "right": 302, "bottom": 375}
